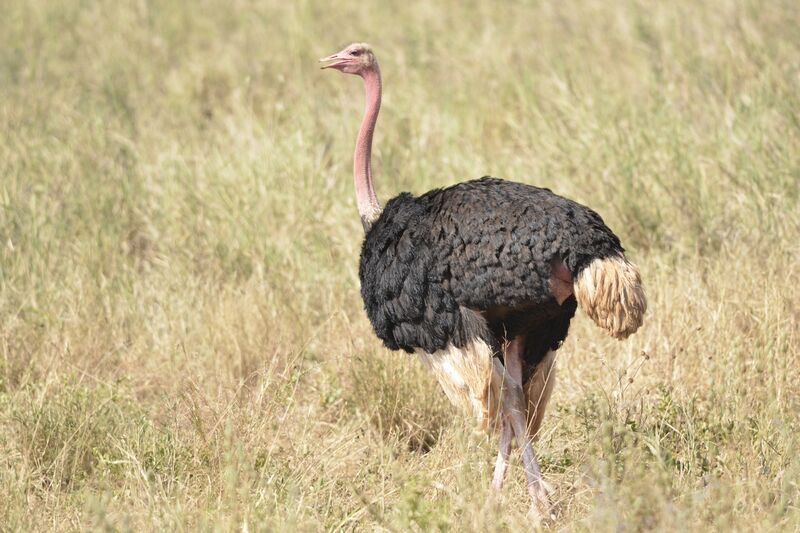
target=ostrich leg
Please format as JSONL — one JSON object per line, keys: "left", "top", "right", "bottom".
{"left": 491, "top": 417, "right": 513, "bottom": 491}
{"left": 525, "top": 351, "right": 557, "bottom": 440}
{"left": 502, "top": 336, "right": 552, "bottom": 519}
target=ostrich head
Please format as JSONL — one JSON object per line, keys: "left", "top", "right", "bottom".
{"left": 319, "top": 43, "right": 377, "bottom": 75}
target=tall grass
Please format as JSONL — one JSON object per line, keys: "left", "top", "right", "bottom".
{"left": 1, "top": 0, "right": 798, "bottom": 530}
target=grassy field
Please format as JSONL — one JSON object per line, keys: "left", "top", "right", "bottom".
{"left": 1, "top": 0, "right": 799, "bottom": 530}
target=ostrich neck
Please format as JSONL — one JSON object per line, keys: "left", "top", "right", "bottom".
{"left": 354, "top": 67, "right": 382, "bottom": 231}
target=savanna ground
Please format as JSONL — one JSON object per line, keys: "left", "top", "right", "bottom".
{"left": 1, "top": 0, "right": 799, "bottom": 530}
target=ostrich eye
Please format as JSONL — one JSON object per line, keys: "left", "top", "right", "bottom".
{"left": 351, "top": 49, "right": 361, "bottom": 56}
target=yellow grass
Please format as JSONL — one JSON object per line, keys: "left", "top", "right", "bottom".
{"left": 1, "top": 0, "right": 798, "bottom": 530}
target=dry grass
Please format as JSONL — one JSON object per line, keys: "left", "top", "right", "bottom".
{"left": 1, "top": 0, "right": 799, "bottom": 530}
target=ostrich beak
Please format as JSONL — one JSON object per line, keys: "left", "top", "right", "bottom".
{"left": 319, "top": 52, "right": 347, "bottom": 70}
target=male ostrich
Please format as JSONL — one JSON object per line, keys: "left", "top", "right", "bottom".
{"left": 321, "top": 43, "right": 646, "bottom": 518}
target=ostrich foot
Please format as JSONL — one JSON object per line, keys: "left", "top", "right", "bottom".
{"left": 526, "top": 481, "right": 554, "bottom": 523}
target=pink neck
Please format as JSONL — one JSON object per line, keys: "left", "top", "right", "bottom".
{"left": 354, "top": 67, "right": 382, "bottom": 230}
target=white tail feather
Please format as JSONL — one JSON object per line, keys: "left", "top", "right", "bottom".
{"left": 573, "top": 254, "right": 647, "bottom": 339}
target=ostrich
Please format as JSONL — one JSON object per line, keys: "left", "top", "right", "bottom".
{"left": 320, "top": 43, "right": 646, "bottom": 519}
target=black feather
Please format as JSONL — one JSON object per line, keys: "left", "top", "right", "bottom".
{"left": 358, "top": 177, "right": 623, "bottom": 370}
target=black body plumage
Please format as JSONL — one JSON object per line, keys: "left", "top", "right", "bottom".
{"left": 358, "top": 176, "right": 624, "bottom": 371}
